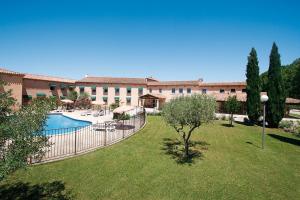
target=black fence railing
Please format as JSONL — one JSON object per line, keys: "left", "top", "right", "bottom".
{"left": 31, "top": 111, "right": 146, "bottom": 163}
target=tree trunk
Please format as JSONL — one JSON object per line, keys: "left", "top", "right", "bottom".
{"left": 230, "top": 113, "right": 233, "bottom": 126}
{"left": 184, "top": 140, "right": 189, "bottom": 158}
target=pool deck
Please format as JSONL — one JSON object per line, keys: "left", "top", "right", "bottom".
{"left": 50, "top": 110, "right": 114, "bottom": 124}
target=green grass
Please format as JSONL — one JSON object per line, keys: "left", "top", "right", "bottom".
{"left": 1, "top": 116, "right": 300, "bottom": 200}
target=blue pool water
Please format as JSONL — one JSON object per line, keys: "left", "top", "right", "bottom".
{"left": 44, "top": 114, "right": 91, "bottom": 130}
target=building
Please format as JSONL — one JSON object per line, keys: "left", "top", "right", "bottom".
{"left": 0, "top": 67, "right": 248, "bottom": 109}
{"left": 1, "top": 67, "right": 299, "bottom": 113}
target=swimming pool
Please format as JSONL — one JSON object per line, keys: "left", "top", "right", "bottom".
{"left": 44, "top": 114, "right": 91, "bottom": 130}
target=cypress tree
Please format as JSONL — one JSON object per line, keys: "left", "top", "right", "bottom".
{"left": 246, "top": 48, "right": 261, "bottom": 123}
{"left": 266, "top": 43, "right": 286, "bottom": 128}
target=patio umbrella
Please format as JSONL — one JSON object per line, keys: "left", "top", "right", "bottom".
{"left": 91, "top": 100, "right": 105, "bottom": 105}
{"left": 113, "top": 105, "right": 135, "bottom": 114}
{"left": 61, "top": 99, "right": 74, "bottom": 104}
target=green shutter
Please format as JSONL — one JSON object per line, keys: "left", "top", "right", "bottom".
{"left": 91, "top": 85, "right": 96, "bottom": 90}
{"left": 79, "top": 86, "right": 85, "bottom": 89}
{"left": 126, "top": 97, "right": 131, "bottom": 100}
{"left": 127, "top": 87, "right": 132, "bottom": 90}
{"left": 103, "top": 85, "right": 108, "bottom": 90}
{"left": 115, "top": 86, "right": 120, "bottom": 89}
{"left": 49, "top": 83, "right": 56, "bottom": 87}
{"left": 103, "top": 96, "right": 108, "bottom": 101}
{"left": 114, "top": 97, "right": 120, "bottom": 100}
{"left": 60, "top": 83, "right": 66, "bottom": 89}
{"left": 138, "top": 87, "right": 143, "bottom": 90}
{"left": 23, "top": 95, "right": 32, "bottom": 100}
{"left": 60, "top": 96, "right": 66, "bottom": 99}
{"left": 36, "top": 93, "right": 46, "bottom": 97}
{"left": 91, "top": 96, "right": 96, "bottom": 101}
{"left": 68, "top": 85, "right": 75, "bottom": 89}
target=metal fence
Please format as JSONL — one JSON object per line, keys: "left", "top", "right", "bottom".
{"left": 31, "top": 111, "right": 146, "bottom": 163}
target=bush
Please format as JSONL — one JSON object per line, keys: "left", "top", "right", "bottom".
{"left": 110, "top": 102, "right": 119, "bottom": 110}
{"left": 279, "top": 120, "right": 300, "bottom": 136}
{"left": 279, "top": 120, "right": 293, "bottom": 129}
{"left": 113, "top": 113, "right": 130, "bottom": 120}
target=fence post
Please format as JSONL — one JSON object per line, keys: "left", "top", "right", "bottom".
{"left": 104, "top": 123, "right": 107, "bottom": 146}
{"left": 133, "top": 114, "right": 136, "bottom": 131}
{"left": 122, "top": 120, "right": 125, "bottom": 138}
{"left": 74, "top": 127, "right": 77, "bottom": 155}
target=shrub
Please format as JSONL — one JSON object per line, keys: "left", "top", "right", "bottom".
{"left": 110, "top": 102, "right": 119, "bottom": 110}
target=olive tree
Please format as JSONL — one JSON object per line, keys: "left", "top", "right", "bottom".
{"left": 162, "top": 94, "right": 216, "bottom": 159}
{"left": 0, "top": 81, "right": 54, "bottom": 180}
{"left": 224, "top": 95, "right": 241, "bottom": 126}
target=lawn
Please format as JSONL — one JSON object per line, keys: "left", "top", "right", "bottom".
{"left": 1, "top": 116, "right": 300, "bottom": 200}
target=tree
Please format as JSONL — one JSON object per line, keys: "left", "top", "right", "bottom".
{"left": 0, "top": 80, "right": 53, "bottom": 180}
{"left": 224, "top": 96, "right": 241, "bottom": 126}
{"left": 260, "top": 58, "right": 300, "bottom": 98}
{"left": 162, "top": 94, "right": 216, "bottom": 159}
{"left": 78, "top": 92, "right": 89, "bottom": 100}
{"left": 246, "top": 48, "right": 261, "bottom": 123}
{"left": 266, "top": 43, "right": 286, "bottom": 128}
{"left": 293, "top": 63, "right": 300, "bottom": 99}
{"left": 67, "top": 90, "right": 78, "bottom": 101}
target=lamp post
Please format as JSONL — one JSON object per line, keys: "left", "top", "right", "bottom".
{"left": 260, "top": 95, "right": 269, "bottom": 149}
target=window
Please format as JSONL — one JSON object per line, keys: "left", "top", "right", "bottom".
{"left": 115, "top": 87, "right": 120, "bottom": 95}
{"left": 230, "top": 89, "right": 236, "bottom": 93}
{"left": 36, "top": 93, "right": 46, "bottom": 98}
{"left": 187, "top": 88, "right": 191, "bottom": 94}
{"left": 179, "top": 88, "right": 183, "bottom": 94}
{"left": 202, "top": 89, "right": 207, "bottom": 94}
{"left": 138, "top": 87, "right": 143, "bottom": 95}
{"left": 103, "top": 97, "right": 108, "bottom": 104}
{"left": 60, "top": 83, "right": 66, "bottom": 90}
{"left": 114, "top": 97, "right": 120, "bottom": 103}
{"left": 23, "top": 95, "right": 32, "bottom": 100}
{"left": 126, "top": 97, "right": 131, "bottom": 105}
{"left": 91, "top": 86, "right": 96, "bottom": 95}
{"left": 49, "top": 83, "right": 56, "bottom": 91}
{"left": 242, "top": 89, "right": 247, "bottom": 93}
{"left": 79, "top": 86, "right": 85, "bottom": 94}
{"left": 68, "top": 85, "right": 75, "bottom": 90}
{"left": 172, "top": 88, "right": 176, "bottom": 94}
{"left": 103, "top": 86, "right": 108, "bottom": 94}
{"left": 127, "top": 87, "right": 131, "bottom": 96}
{"left": 220, "top": 89, "right": 225, "bottom": 93}
{"left": 91, "top": 96, "right": 96, "bottom": 101}
{"left": 149, "top": 88, "right": 152, "bottom": 93}
{"left": 159, "top": 88, "right": 162, "bottom": 93}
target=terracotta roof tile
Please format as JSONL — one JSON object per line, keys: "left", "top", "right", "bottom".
{"left": 0, "top": 68, "right": 25, "bottom": 76}
{"left": 147, "top": 80, "right": 199, "bottom": 86}
{"left": 24, "top": 74, "right": 75, "bottom": 83}
{"left": 76, "top": 76, "right": 147, "bottom": 85}
{"left": 201, "top": 82, "right": 246, "bottom": 86}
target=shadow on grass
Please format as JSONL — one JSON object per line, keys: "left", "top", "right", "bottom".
{"left": 161, "top": 138, "right": 209, "bottom": 165}
{"left": 0, "top": 181, "right": 73, "bottom": 200}
{"left": 245, "top": 141, "right": 261, "bottom": 148}
{"left": 234, "top": 121, "right": 255, "bottom": 126}
{"left": 268, "top": 134, "right": 300, "bottom": 146}
{"left": 221, "top": 123, "right": 234, "bottom": 127}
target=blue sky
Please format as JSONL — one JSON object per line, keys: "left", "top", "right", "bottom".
{"left": 0, "top": 0, "right": 299, "bottom": 82}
